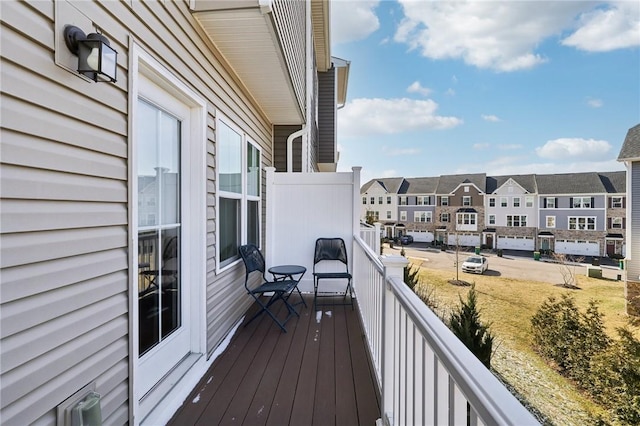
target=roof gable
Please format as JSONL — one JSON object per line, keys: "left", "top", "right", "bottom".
{"left": 436, "top": 173, "right": 486, "bottom": 194}
{"left": 618, "top": 123, "right": 640, "bottom": 161}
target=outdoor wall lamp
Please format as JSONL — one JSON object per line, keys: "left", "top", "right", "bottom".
{"left": 63, "top": 25, "right": 117, "bottom": 83}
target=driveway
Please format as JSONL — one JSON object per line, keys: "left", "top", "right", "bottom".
{"left": 384, "top": 243, "right": 624, "bottom": 285}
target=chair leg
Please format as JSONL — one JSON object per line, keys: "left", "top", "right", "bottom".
{"left": 245, "top": 291, "right": 296, "bottom": 332}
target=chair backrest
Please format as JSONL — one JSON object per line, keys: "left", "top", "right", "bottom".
{"left": 313, "top": 238, "right": 349, "bottom": 270}
{"left": 238, "top": 244, "right": 266, "bottom": 284}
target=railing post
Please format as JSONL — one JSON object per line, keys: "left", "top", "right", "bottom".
{"left": 374, "top": 222, "right": 381, "bottom": 254}
{"left": 379, "top": 255, "right": 409, "bottom": 426}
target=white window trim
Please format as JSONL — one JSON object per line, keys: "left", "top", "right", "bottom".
{"left": 488, "top": 214, "right": 495, "bottom": 225}
{"left": 513, "top": 197, "right": 521, "bottom": 207}
{"left": 215, "top": 112, "right": 263, "bottom": 272}
{"left": 546, "top": 215, "right": 556, "bottom": 228}
{"left": 441, "top": 196, "right": 449, "bottom": 206}
{"left": 546, "top": 197, "right": 556, "bottom": 208}
{"left": 612, "top": 196, "right": 623, "bottom": 208}
{"left": 612, "top": 217, "right": 623, "bottom": 228}
{"left": 400, "top": 211, "right": 407, "bottom": 221}
{"left": 462, "top": 196, "right": 471, "bottom": 206}
{"left": 130, "top": 43, "right": 207, "bottom": 419}
{"left": 525, "top": 196, "right": 534, "bottom": 208}
{"left": 500, "top": 197, "right": 508, "bottom": 207}
{"left": 568, "top": 216, "right": 596, "bottom": 230}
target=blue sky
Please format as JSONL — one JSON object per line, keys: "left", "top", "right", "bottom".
{"left": 330, "top": 0, "right": 640, "bottom": 182}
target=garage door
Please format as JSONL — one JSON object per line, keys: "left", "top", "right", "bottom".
{"left": 497, "top": 236, "right": 535, "bottom": 251}
{"left": 408, "top": 231, "right": 434, "bottom": 243}
{"left": 448, "top": 233, "right": 480, "bottom": 247}
{"left": 555, "top": 240, "right": 599, "bottom": 256}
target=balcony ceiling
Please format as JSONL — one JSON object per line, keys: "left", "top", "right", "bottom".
{"left": 192, "top": 2, "right": 304, "bottom": 124}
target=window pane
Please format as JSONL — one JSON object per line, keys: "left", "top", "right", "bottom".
{"left": 219, "top": 121, "right": 242, "bottom": 193}
{"left": 220, "top": 197, "right": 240, "bottom": 264}
{"left": 247, "top": 200, "right": 259, "bottom": 246}
{"left": 159, "top": 114, "right": 181, "bottom": 225}
{"left": 247, "top": 142, "right": 260, "bottom": 197}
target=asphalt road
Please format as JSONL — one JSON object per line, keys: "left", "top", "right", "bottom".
{"left": 383, "top": 243, "right": 624, "bottom": 285}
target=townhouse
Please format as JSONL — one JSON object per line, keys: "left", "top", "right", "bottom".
{"left": 361, "top": 170, "right": 626, "bottom": 257}
{"left": 618, "top": 123, "right": 640, "bottom": 315}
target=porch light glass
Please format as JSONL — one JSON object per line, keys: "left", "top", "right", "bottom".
{"left": 64, "top": 25, "right": 118, "bottom": 83}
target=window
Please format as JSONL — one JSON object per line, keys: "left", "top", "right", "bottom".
{"left": 441, "top": 196, "right": 449, "bottom": 206}
{"left": 370, "top": 197, "right": 375, "bottom": 204}
{"left": 456, "top": 213, "right": 477, "bottom": 225}
{"left": 440, "top": 212, "right": 450, "bottom": 222}
{"left": 386, "top": 211, "right": 391, "bottom": 219}
{"left": 500, "top": 197, "right": 508, "bottom": 207}
{"left": 506, "top": 215, "right": 527, "bottom": 227}
{"left": 573, "top": 197, "right": 592, "bottom": 208}
{"left": 546, "top": 216, "right": 556, "bottom": 228}
{"left": 378, "top": 196, "right": 383, "bottom": 204}
{"left": 612, "top": 217, "right": 623, "bottom": 229}
{"left": 568, "top": 216, "right": 596, "bottom": 230}
{"left": 462, "top": 196, "right": 471, "bottom": 206}
{"left": 414, "top": 211, "right": 432, "bottom": 223}
{"left": 546, "top": 197, "right": 556, "bottom": 208}
{"left": 387, "top": 196, "right": 392, "bottom": 204}
{"left": 218, "top": 117, "right": 262, "bottom": 267}
{"left": 416, "top": 196, "right": 429, "bottom": 206}
{"left": 612, "top": 196, "right": 623, "bottom": 208}
{"left": 525, "top": 196, "right": 534, "bottom": 208}
{"left": 489, "top": 197, "right": 496, "bottom": 207}
{"left": 399, "top": 196, "right": 407, "bottom": 206}
{"left": 366, "top": 211, "right": 379, "bottom": 221}
{"left": 362, "top": 197, "right": 366, "bottom": 205}
{"left": 513, "top": 197, "right": 520, "bottom": 207}
{"left": 464, "top": 186, "right": 469, "bottom": 192}
{"left": 400, "top": 211, "right": 407, "bottom": 221}
{"left": 488, "top": 214, "right": 495, "bottom": 225}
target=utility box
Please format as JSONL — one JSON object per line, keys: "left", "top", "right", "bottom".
{"left": 587, "top": 266, "right": 602, "bottom": 279}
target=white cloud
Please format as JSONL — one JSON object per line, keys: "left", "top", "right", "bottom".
{"left": 338, "top": 97, "right": 463, "bottom": 137}
{"left": 535, "top": 138, "right": 612, "bottom": 160}
{"left": 481, "top": 114, "right": 501, "bottom": 122}
{"left": 587, "top": 98, "right": 603, "bottom": 108}
{"left": 382, "top": 169, "right": 398, "bottom": 178}
{"left": 331, "top": 0, "right": 381, "bottom": 44}
{"left": 562, "top": 2, "right": 640, "bottom": 52}
{"left": 473, "top": 143, "right": 490, "bottom": 150}
{"left": 407, "top": 81, "right": 432, "bottom": 96}
{"left": 394, "top": 1, "right": 596, "bottom": 72}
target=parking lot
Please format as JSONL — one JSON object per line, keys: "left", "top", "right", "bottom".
{"left": 384, "top": 243, "right": 624, "bottom": 284}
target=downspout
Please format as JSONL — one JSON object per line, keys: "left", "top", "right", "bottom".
{"left": 287, "top": 126, "right": 307, "bottom": 173}
{"left": 286, "top": 0, "right": 312, "bottom": 173}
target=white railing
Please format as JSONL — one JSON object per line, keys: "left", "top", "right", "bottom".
{"left": 360, "top": 222, "right": 381, "bottom": 256}
{"left": 353, "top": 236, "right": 539, "bottom": 426}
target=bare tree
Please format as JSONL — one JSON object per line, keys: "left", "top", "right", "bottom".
{"left": 552, "top": 252, "right": 585, "bottom": 288}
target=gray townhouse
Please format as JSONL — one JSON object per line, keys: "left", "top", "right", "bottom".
{"left": 362, "top": 170, "right": 626, "bottom": 257}
{"left": 396, "top": 177, "right": 440, "bottom": 242}
{"left": 618, "top": 123, "right": 640, "bottom": 316}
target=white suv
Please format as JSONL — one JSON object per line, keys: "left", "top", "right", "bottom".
{"left": 461, "top": 255, "right": 488, "bottom": 274}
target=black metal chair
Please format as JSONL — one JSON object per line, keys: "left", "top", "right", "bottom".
{"left": 312, "top": 237, "right": 354, "bottom": 309}
{"left": 238, "top": 244, "right": 300, "bottom": 332}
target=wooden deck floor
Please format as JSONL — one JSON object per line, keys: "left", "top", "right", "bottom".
{"left": 168, "top": 295, "right": 381, "bottom": 426}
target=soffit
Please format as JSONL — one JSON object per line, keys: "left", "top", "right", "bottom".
{"left": 192, "top": 5, "right": 303, "bottom": 124}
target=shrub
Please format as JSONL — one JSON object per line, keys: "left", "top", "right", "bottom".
{"left": 449, "top": 286, "right": 494, "bottom": 368}
{"left": 404, "top": 262, "right": 420, "bottom": 291}
{"left": 530, "top": 295, "right": 609, "bottom": 384}
{"left": 589, "top": 327, "right": 640, "bottom": 424}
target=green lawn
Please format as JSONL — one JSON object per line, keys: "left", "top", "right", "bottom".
{"left": 412, "top": 262, "right": 638, "bottom": 425}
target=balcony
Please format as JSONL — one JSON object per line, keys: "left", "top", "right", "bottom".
{"left": 166, "top": 168, "right": 538, "bottom": 425}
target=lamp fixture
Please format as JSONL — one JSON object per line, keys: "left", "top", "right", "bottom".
{"left": 64, "top": 25, "right": 117, "bottom": 83}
